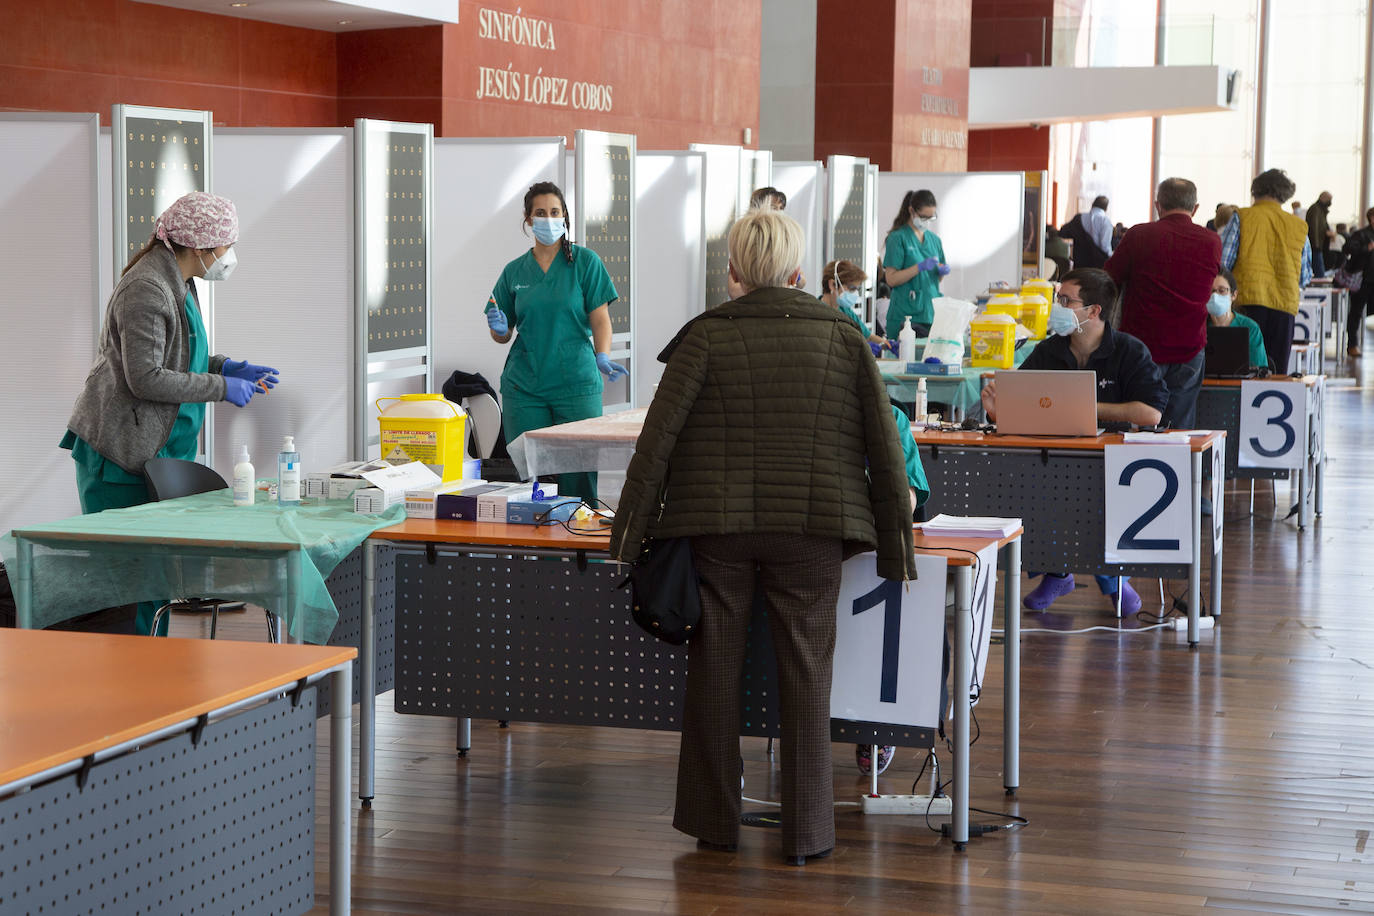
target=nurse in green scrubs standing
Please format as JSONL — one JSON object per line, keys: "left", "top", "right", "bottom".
{"left": 485, "top": 181, "right": 623, "bottom": 503}
{"left": 882, "top": 189, "right": 950, "bottom": 338}
{"left": 61, "top": 192, "right": 278, "bottom": 635}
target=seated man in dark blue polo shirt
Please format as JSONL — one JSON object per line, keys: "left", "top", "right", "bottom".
{"left": 981, "top": 268, "right": 1169, "bottom": 615}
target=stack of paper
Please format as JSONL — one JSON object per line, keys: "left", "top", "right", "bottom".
{"left": 1122, "top": 431, "right": 1194, "bottom": 444}
{"left": 918, "top": 514, "right": 1022, "bottom": 538}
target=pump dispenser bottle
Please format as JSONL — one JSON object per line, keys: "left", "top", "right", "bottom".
{"left": 278, "top": 436, "right": 301, "bottom": 506}
{"left": 233, "top": 446, "right": 254, "bottom": 506}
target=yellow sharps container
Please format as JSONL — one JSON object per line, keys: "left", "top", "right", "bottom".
{"left": 1018, "top": 293, "right": 1051, "bottom": 339}
{"left": 375, "top": 394, "right": 469, "bottom": 481}
{"left": 969, "top": 313, "right": 1016, "bottom": 369}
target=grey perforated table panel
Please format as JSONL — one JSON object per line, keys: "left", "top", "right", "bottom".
{"left": 318, "top": 546, "right": 395, "bottom": 719}
{"left": 0, "top": 687, "right": 319, "bottom": 916}
{"left": 918, "top": 444, "right": 1192, "bottom": 578}
{"left": 391, "top": 547, "right": 937, "bottom": 750}
{"left": 1195, "top": 386, "right": 1288, "bottom": 481}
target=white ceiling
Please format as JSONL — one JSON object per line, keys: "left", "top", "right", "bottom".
{"left": 131, "top": 0, "right": 458, "bottom": 33}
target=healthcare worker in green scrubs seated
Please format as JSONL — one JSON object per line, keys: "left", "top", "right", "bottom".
{"left": 486, "top": 181, "right": 623, "bottom": 503}
{"left": 61, "top": 191, "right": 279, "bottom": 636}
{"left": 821, "top": 258, "right": 890, "bottom": 353}
{"left": 883, "top": 188, "right": 950, "bottom": 338}
{"left": 1207, "top": 268, "right": 1270, "bottom": 370}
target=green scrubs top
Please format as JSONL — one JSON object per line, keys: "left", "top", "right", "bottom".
{"left": 884, "top": 224, "right": 945, "bottom": 332}
{"left": 488, "top": 244, "right": 618, "bottom": 400}
{"left": 839, "top": 303, "right": 872, "bottom": 339}
{"left": 1227, "top": 310, "right": 1270, "bottom": 369}
{"left": 60, "top": 289, "right": 209, "bottom": 485}
{"left": 891, "top": 405, "right": 930, "bottom": 506}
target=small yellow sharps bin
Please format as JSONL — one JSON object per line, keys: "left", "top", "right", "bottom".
{"left": 376, "top": 394, "right": 468, "bottom": 481}
{"left": 969, "top": 313, "right": 1017, "bottom": 369}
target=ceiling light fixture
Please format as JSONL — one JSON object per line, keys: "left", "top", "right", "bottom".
{"left": 229, "top": 2, "right": 248, "bottom": 6}
{"left": 337, "top": 19, "right": 352, "bottom": 24}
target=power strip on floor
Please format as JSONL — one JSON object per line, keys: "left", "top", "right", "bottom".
{"left": 861, "top": 794, "right": 952, "bottom": 816}
{"left": 1169, "top": 616, "right": 1216, "bottom": 631}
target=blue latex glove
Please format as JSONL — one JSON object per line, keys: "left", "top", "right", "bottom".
{"left": 917, "top": 256, "right": 940, "bottom": 272}
{"left": 223, "top": 377, "right": 256, "bottom": 407}
{"left": 221, "top": 359, "right": 279, "bottom": 388}
{"left": 596, "top": 352, "right": 628, "bottom": 382}
{"left": 937, "top": 263, "right": 951, "bottom": 276}
{"left": 486, "top": 305, "right": 509, "bottom": 336}
{"left": 869, "top": 341, "right": 883, "bottom": 358}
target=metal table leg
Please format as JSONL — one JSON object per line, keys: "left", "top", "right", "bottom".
{"left": 329, "top": 663, "right": 353, "bottom": 915}
{"left": 360, "top": 539, "right": 377, "bottom": 806}
{"left": 1002, "top": 537, "right": 1021, "bottom": 795}
{"left": 457, "top": 717, "right": 472, "bottom": 756}
{"left": 1188, "top": 452, "right": 1203, "bottom": 646}
{"left": 951, "top": 564, "right": 974, "bottom": 850}
{"left": 14, "top": 537, "right": 33, "bottom": 629}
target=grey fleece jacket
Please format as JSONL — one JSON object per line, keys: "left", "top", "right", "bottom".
{"left": 67, "top": 244, "right": 227, "bottom": 474}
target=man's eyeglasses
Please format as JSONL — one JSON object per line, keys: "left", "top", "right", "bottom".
{"left": 1055, "top": 295, "right": 1085, "bottom": 308}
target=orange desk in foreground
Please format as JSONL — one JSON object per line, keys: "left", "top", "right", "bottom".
{"left": 360, "top": 519, "right": 1023, "bottom": 850}
{"left": 0, "top": 630, "right": 356, "bottom": 916}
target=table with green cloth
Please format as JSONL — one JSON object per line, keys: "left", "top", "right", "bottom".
{"left": 878, "top": 337, "right": 1033, "bottom": 420}
{"left": 2, "top": 491, "right": 406, "bottom": 645}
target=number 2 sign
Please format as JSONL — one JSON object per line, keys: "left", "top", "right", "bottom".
{"left": 1104, "top": 444, "right": 1193, "bottom": 565}
{"left": 1239, "top": 379, "right": 1307, "bottom": 470}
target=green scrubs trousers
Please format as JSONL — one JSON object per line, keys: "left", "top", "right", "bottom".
{"left": 503, "top": 391, "right": 605, "bottom": 504}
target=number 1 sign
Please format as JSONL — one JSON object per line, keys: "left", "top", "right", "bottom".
{"left": 1104, "top": 444, "right": 1193, "bottom": 565}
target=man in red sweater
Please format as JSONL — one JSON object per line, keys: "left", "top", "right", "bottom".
{"left": 1105, "top": 177, "right": 1222, "bottom": 429}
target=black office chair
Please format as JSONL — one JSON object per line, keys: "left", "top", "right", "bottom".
{"left": 142, "top": 457, "right": 278, "bottom": 642}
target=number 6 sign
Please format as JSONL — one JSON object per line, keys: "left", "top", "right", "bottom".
{"left": 1104, "top": 444, "right": 1193, "bottom": 565}
{"left": 1239, "top": 379, "right": 1307, "bottom": 469}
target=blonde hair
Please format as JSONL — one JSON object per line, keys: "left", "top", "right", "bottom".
{"left": 727, "top": 209, "right": 804, "bottom": 291}
{"left": 821, "top": 259, "right": 867, "bottom": 295}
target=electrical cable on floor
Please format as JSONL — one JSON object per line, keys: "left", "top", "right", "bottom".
{"left": 741, "top": 796, "right": 860, "bottom": 808}
{"left": 997, "top": 622, "right": 1174, "bottom": 635}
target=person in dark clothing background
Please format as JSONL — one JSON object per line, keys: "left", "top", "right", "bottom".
{"left": 1305, "top": 191, "right": 1335, "bottom": 279}
{"left": 1341, "top": 207, "right": 1374, "bottom": 358}
{"left": 1059, "top": 196, "right": 1113, "bottom": 268}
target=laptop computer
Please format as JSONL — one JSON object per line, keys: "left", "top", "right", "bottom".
{"left": 1204, "top": 325, "right": 1254, "bottom": 378}
{"left": 993, "top": 369, "right": 1100, "bottom": 437}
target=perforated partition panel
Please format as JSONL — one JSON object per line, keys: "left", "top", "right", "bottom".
{"left": 0, "top": 114, "right": 99, "bottom": 535}
{"left": 212, "top": 129, "right": 354, "bottom": 476}
{"left": 633, "top": 151, "right": 705, "bottom": 405}
{"left": 1195, "top": 386, "right": 1288, "bottom": 480}
{"left": 392, "top": 547, "right": 935, "bottom": 748}
{"left": 0, "top": 688, "right": 318, "bottom": 916}
{"left": 689, "top": 143, "right": 743, "bottom": 311}
{"left": 920, "top": 445, "right": 1191, "bottom": 578}
{"left": 827, "top": 155, "right": 870, "bottom": 273}
{"left": 876, "top": 171, "right": 1025, "bottom": 298}
{"left": 575, "top": 129, "right": 637, "bottom": 410}
{"left": 773, "top": 161, "right": 825, "bottom": 298}
{"left": 318, "top": 544, "right": 396, "bottom": 719}
{"left": 431, "top": 137, "right": 565, "bottom": 405}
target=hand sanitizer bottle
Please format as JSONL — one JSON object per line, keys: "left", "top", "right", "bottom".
{"left": 278, "top": 436, "right": 301, "bottom": 506}
{"left": 233, "top": 445, "right": 255, "bottom": 506}
{"left": 899, "top": 316, "right": 917, "bottom": 363}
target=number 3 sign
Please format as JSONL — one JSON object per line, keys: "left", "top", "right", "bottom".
{"left": 1239, "top": 379, "right": 1307, "bottom": 470}
{"left": 1104, "top": 444, "right": 1193, "bottom": 565}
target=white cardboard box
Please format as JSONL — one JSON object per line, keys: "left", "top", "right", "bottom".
{"left": 352, "top": 462, "right": 441, "bottom": 514}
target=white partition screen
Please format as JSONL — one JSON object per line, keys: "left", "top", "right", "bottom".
{"left": 634, "top": 151, "right": 705, "bottom": 405}
{"left": 740, "top": 148, "right": 774, "bottom": 209}
{"left": 211, "top": 129, "right": 354, "bottom": 476}
{"left": 431, "top": 137, "right": 565, "bottom": 418}
{"left": 877, "top": 171, "right": 1025, "bottom": 301}
{"left": 354, "top": 119, "right": 434, "bottom": 457}
{"left": 575, "top": 129, "right": 636, "bottom": 410}
{"left": 0, "top": 114, "right": 100, "bottom": 532}
{"left": 774, "top": 160, "right": 826, "bottom": 297}
{"left": 689, "top": 143, "right": 743, "bottom": 310}
{"left": 826, "top": 155, "right": 874, "bottom": 291}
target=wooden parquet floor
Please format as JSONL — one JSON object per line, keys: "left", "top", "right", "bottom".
{"left": 190, "top": 355, "right": 1374, "bottom": 915}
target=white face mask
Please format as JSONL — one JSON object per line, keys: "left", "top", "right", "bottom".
{"left": 199, "top": 247, "right": 238, "bottom": 282}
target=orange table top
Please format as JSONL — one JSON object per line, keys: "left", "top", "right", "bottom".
{"left": 0, "top": 629, "right": 355, "bottom": 788}
{"left": 912, "top": 427, "right": 1224, "bottom": 453}
{"left": 371, "top": 519, "right": 1017, "bottom": 567}
{"left": 1203, "top": 374, "right": 1320, "bottom": 389}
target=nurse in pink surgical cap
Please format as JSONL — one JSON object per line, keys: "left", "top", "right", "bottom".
{"left": 61, "top": 191, "right": 279, "bottom": 635}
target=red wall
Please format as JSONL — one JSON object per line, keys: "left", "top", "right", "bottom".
{"left": 967, "top": 0, "right": 1059, "bottom": 172}
{"left": 0, "top": 0, "right": 761, "bottom": 150}
{"left": 0, "top": 0, "right": 338, "bottom": 126}
{"left": 814, "top": 0, "right": 970, "bottom": 172}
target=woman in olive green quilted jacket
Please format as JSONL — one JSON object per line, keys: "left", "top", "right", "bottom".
{"left": 610, "top": 208, "right": 915, "bottom": 866}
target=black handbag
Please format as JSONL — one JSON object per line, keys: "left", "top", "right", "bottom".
{"left": 616, "top": 536, "right": 701, "bottom": 645}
